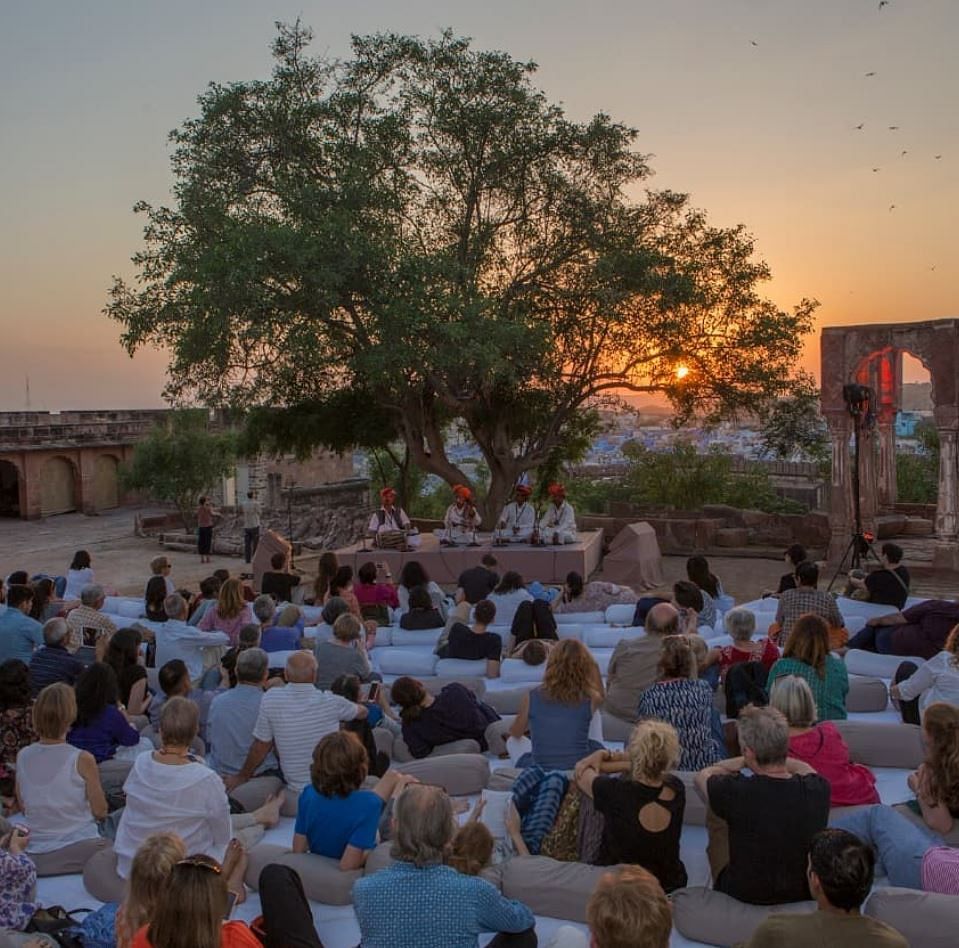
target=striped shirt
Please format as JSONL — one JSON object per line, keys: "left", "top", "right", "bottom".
{"left": 922, "top": 846, "right": 959, "bottom": 895}
{"left": 251, "top": 682, "right": 359, "bottom": 792}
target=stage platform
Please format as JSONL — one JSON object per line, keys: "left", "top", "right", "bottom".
{"left": 335, "top": 529, "right": 604, "bottom": 586}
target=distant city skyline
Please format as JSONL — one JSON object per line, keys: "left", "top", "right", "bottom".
{"left": 2, "top": 0, "right": 956, "bottom": 410}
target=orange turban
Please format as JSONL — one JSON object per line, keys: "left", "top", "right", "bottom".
{"left": 380, "top": 487, "right": 396, "bottom": 501}
{"left": 453, "top": 484, "right": 472, "bottom": 501}
{"left": 548, "top": 483, "right": 566, "bottom": 499}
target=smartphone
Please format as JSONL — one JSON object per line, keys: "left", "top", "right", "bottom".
{"left": 223, "top": 891, "right": 237, "bottom": 919}
{"left": 367, "top": 682, "right": 380, "bottom": 702}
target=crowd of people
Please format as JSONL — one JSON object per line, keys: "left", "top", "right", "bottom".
{"left": 0, "top": 534, "right": 957, "bottom": 948}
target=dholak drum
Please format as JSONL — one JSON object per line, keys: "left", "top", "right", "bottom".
{"left": 375, "top": 530, "right": 407, "bottom": 550}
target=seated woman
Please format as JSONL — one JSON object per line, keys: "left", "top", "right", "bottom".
{"left": 906, "top": 702, "right": 959, "bottom": 835}
{"left": 329, "top": 566, "right": 378, "bottom": 648}
{"left": 398, "top": 585, "right": 445, "bottom": 630}
{"left": 704, "top": 608, "right": 779, "bottom": 679}
{"left": 637, "top": 636, "right": 724, "bottom": 772}
{"left": 15, "top": 683, "right": 109, "bottom": 875}
{"left": 329, "top": 675, "right": 393, "bottom": 777}
{"left": 0, "top": 660, "right": 36, "bottom": 774}
{"left": 574, "top": 719, "right": 688, "bottom": 892}
{"left": 686, "top": 554, "right": 726, "bottom": 627}
{"left": 766, "top": 614, "right": 849, "bottom": 721}
{"left": 508, "top": 639, "right": 605, "bottom": 770}
{"left": 308, "top": 550, "right": 338, "bottom": 606}
{"left": 488, "top": 571, "right": 534, "bottom": 629}
{"left": 391, "top": 677, "right": 500, "bottom": 759}
{"left": 315, "top": 614, "right": 378, "bottom": 691}
{"left": 770, "top": 675, "right": 879, "bottom": 807}
{"left": 112, "top": 698, "right": 280, "bottom": 882}
{"left": 64, "top": 549, "right": 95, "bottom": 601}
{"left": 552, "top": 571, "right": 637, "bottom": 615}
{"left": 104, "top": 628, "right": 152, "bottom": 718}
{"left": 0, "top": 819, "right": 42, "bottom": 937}
{"left": 292, "top": 731, "right": 414, "bottom": 870}
{"left": 197, "top": 578, "right": 255, "bottom": 647}
{"left": 397, "top": 561, "right": 448, "bottom": 620}
{"left": 29, "top": 577, "right": 64, "bottom": 624}
{"left": 67, "top": 663, "right": 143, "bottom": 764}
{"left": 143, "top": 576, "right": 169, "bottom": 623}
{"left": 891, "top": 625, "right": 959, "bottom": 725}
{"left": 354, "top": 561, "right": 399, "bottom": 625}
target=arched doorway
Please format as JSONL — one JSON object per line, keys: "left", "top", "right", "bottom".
{"left": 93, "top": 455, "right": 120, "bottom": 510}
{"left": 895, "top": 354, "right": 937, "bottom": 505}
{"left": 0, "top": 460, "right": 20, "bottom": 517}
{"left": 40, "top": 456, "right": 78, "bottom": 516}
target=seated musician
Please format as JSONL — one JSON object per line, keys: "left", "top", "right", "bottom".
{"left": 367, "top": 487, "right": 420, "bottom": 549}
{"left": 443, "top": 484, "right": 481, "bottom": 546}
{"left": 495, "top": 483, "right": 536, "bottom": 544}
{"left": 538, "top": 483, "right": 578, "bottom": 545}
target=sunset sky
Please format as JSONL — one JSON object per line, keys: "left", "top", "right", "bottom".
{"left": 1, "top": 0, "right": 956, "bottom": 410}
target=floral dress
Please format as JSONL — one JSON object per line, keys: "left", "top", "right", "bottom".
{"left": 1, "top": 705, "right": 36, "bottom": 769}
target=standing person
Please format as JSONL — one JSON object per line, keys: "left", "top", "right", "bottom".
{"left": 495, "top": 484, "right": 536, "bottom": 544}
{"left": 443, "top": 485, "right": 482, "bottom": 547}
{"left": 739, "top": 828, "right": 908, "bottom": 948}
{"left": 891, "top": 625, "right": 959, "bottom": 724}
{"left": 367, "top": 486, "right": 420, "bottom": 549}
{"left": 772, "top": 561, "right": 846, "bottom": 648}
{"left": 0, "top": 586, "right": 42, "bottom": 665}
{"left": 846, "top": 542, "right": 910, "bottom": 609}
{"left": 538, "top": 483, "right": 577, "bottom": 545}
{"left": 198, "top": 579, "right": 255, "bottom": 647}
{"left": 240, "top": 491, "right": 262, "bottom": 565}
{"left": 352, "top": 784, "right": 536, "bottom": 948}
{"left": 63, "top": 551, "right": 95, "bottom": 601}
{"left": 457, "top": 555, "right": 500, "bottom": 605}
{"left": 196, "top": 496, "right": 218, "bottom": 565}
{"left": 694, "top": 706, "right": 831, "bottom": 905}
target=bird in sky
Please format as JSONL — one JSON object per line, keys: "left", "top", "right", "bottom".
{"left": 854, "top": 123, "right": 865, "bottom": 130}
{"left": 935, "top": 154, "right": 943, "bottom": 159}
{"left": 751, "top": 40, "right": 758, "bottom": 47}
{"left": 879, "top": 0, "right": 890, "bottom": 8}
{"left": 889, "top": 204, "right": 896, "bottom": 211}
{"left": 888, "top": 126, "right": 900, "bottom": 131}
{"left": 865, "top": 71, "right": 877, "bottom": 77}
{"left": 872, "top": 167, "right": 881, "bottom": 172}
{"left": 931, "top": 266, "right": 937, "bottom": 271}
{"left": 901, "top": 150, "right": 908, "bottom": 157}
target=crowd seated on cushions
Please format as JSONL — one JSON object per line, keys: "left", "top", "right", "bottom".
{"left": 436, "top": 599, "right": 504, "bottom": 678}
{"left": 889, "top": 622, "right": 959, "bottom": 724}
{"left": 552, "top": 571, "right": 637, "bottom": 617}
{"left": 770, "top": 561, "right": 848, "bottom": 650}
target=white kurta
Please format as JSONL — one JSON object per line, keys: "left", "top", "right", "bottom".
{"left": 367, "top": 506, "right": 420, "bottom": 548}
{"left": 496, "top": 501, "right": 536, "bottom": 542}
{"left": 444, "top": 502, "right": 481, "bottom": 545}
{"left": 539, "top": 500, "right": 578, "bottom": 544}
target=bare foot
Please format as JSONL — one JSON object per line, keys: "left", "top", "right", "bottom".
{"left": 255, "top": 792, "right": 283, "bottom": 828}
{"left": 223, "top": 840, "right": 248, "bottom": 907}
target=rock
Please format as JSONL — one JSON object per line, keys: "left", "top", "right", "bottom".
{"left": 701, "top": 505, "right": 741, "bottom": 525}
{"left": 902, "top": 518, "right": 934, "bottom": 536}
{"left": 715, "top": 528, "right": 750, "bottom": 547}
{"left": 877, "top": 515, "right": 908, "bottom": 538}
{"left": 739, "top": 509, "right": 771, "bottom": 528}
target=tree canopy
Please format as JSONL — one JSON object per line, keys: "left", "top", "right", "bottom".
{"left": 107, "top": 23, "right": 816, "bottom": 520}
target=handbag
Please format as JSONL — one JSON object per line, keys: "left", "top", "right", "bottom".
{"left": 26, "top": 905, "right": 91, "bottom": 946}
{"left": 540, "top": 785, "right": 582, "bottom": 862}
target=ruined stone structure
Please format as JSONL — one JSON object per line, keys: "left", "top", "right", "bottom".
{"left": 820, "top": 319, "right": 959, "bottom": 569}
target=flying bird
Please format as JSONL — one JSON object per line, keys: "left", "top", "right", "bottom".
{"left": 931, "top": 266, "right": 937, "bottom": 271}
{"left": 872, "top": 167, "right": 881, "bottom": 172}
{"left": 854, "top": 123, "right": 865, "bottom": 130}
{"left": 888, "top": 126, "right": 900, "bottom": 131}
{"left": 889, "top": 204, "right": 896, "bottom": 212}
{"left": 935, "top": 154, "right": 943, "bottom": 159}
{"left": 865, "top": 72, "right": 877, "bottom": 77}
{"left": 900, "top": 150, "right": 908, "bottom": 157}
{"left": 879, "top": 0, "right": 890, "bottom": 8}
{"left": 751, "top": 40, "right": 759, "bottom": 47}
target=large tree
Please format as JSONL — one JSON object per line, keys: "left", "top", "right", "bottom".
{"left": 107, "top": 24, "right": 816, "bottom": 521}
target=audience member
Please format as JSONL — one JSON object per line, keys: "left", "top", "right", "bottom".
{"left": 28, "top": 578, "right": 62, "bottom": 624}
{"left": 399, "top": 586, "right": 445, "bottom": 630}
{"left": 156, "top": 593, "right": 230, "bottom": 685}
{"left": 148, "top": 659, "right": 220, "bottom": 748}
{"left": 671, "top": 581, "right": 705, "bottom": 634}
{"left": 604, "top": 602, "right": 678, "bottom": 723}
{"left": 510, "top": 599, "right": 558, "bottom": 647}
{"left": 436, "top": 600, "right": 503, "bottom": 677}
{"left": 392, "top": 677, "right": 500, "bottom": 759}
{"left": 574, "top": 720, "right": 687, "bottom": 892}
{"left": 65, "top": 584, "right": 117, "bottom": 660}
{"left": 315, "top": 613, "right": 378, "bottom": 690}
{"left": 552, "top": 571, "right": 636, "bottom": 616}
{"left": 906, "top": 702, "right": 959, "bottom": 834}
{"left": 686, "top": 555, "right": 725, "bottom": 628}
{"left": 197, "top": 579, "right": 255, "bottom": 646}
{"left": 320, "top": 596, "right": 350, "bottom": 628}
{"left": 397, "top": 561, "right": 447, "bottom": 619}
{"left": 28, "top": 618, "right": 84, "bottom": 696}
{"left": 892, "top": 625, "right": 959, "bottom": 724}
{"left": 311, "top": 551, "right": 339, "bottom": 605}
{"left": 147, "top": 556, "right": 175, "bottom": 597}
{"left": 0, "top": 817, "right": 43, "bottom": 937}
{"left": 328, "top": 566, "right": 362, "bottom": 618}
{"left": 457, "top": 554, "right": 499, "bottom": 605}
{"left": 637, "top": 636, "right": 723, "bottom": 771}
{"left": 740, "top": 828, "right": 907, "bottom": 947}
{"left": 292, "top": 731, "right": 414, "bottom": 870}
{"left": 770, "top": 676, "right": 879, "bottom": 807}
{"left": 255, "top": 597, "right": 303, "bottom": 653}
{"left": 143, "top": 576, "right": 169, "bottom": 623}
{"left": 508, "top": 639, "right": 604, "bottom": 769}
{"left": 63, "top": 550, "right": 95, "bottom": 601}
{"left": 15, "top": 683, "right": 109, "bottom": 873}
{"left": 355, "top": 561, "right": 399, "bottom": 622}
{"left": 846, "top": 543, "right": 910, "bottom": 609}
{"left": 0, "top": 586, "right": 43, "bottom": 664}
{"left": 105, "top": 628, "right": 152, "bottom": 717}
{"left": 849, "top": 597, "right": 959, "bottom": 659}
{"left": 188, "top": 575, "right": 222, "bottom": 626}
{"left": 66, "top": 663, "right": 141, "bottom": 764}
{"left": 767, "top": 614, "right": 849, "bottom": 721}
{"left": 773, "top": 562, "right": 845, "bottom": 647}
{"left": 694, "top": 706, "right": 830, "bottom": 904}
{"left": 511, "top": 637, "right": 557, "bottom": 665}
{"left": 330, "top": 674, "right": 392, "bottom": 777}
{"left": 260, "top": 551, "right": 301, "bottom": 604}
{"left": 488, "top": 572, "right": 534, "bottom": 629}
{"left": 770, "top": 544, "right": 807, "bottom": 596}
{"left": 225, "top": 651, "right": 366, "bottom": 806}
{"left": 0, "top": 660, "right": 36, "bottom": 771}
{"left": 353, "top": 784, "right": 536, "bottom": 948}
{"left": 704, "top": 608, "right": 779, "bottom": 679}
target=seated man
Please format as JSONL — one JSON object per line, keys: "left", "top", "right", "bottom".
{"left": 188, "top": 575, "right": 221, "bottom": 626}
{"left": 847, "top": 597, "right": 959, "bottom": 659}
{"left": 457, "top": 554, "right": 500, "bottom": 605}
{"left": 773, "top": 561, "right": 845, "bottom": 647}
{"left": 148, "top": 658, "right": 223, "bottom": 747}
{"left": 495, "top": 484, "right": 536, "bottom": 544}
{"left": 28, "top": 617, "right": 85, "bottom": 695}
{"left": 224, "top": 650, "right": 366, "bottom": 811}
{"left": 64, "top": 584, "right": 117, "bottom": 660}
{"left": 694, "top": 705, "right": 830, "bottom": 905}
{"left": 846, "top": 542, "right": 910, "bottom": 609}
{"left": 153, "top": 592, "right": 229, "bottom": 687}
{"left": 353, "top": 784, "right": 535, "bottom": 947}
{"left": 436, "top": 599, "right": 502, "bottom": 678}
{"left": 443, "top": 484, "right": 481, "bottom": 546}
{"left": 741, "top": 827, "right": 907, "bottom": 947}
{"left": 368, "top": 486, "right": 420, "bottom": 549}
{"left": 538, "top": 483, "right": 577, "bottom": 544}
{"left": 260, "top": 551, "right": 301, "bottom": 603}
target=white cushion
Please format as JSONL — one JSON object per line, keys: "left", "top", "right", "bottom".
{"left": 556, "top": 625, "right": 583, "bottom": 641}
{"left": 604, "top": 604, "right": 637, "bottom": 626}
{"left": 369, "top": 625, "right": 392, "bottom": 646}
{"left": 555, "top": 611, "right": 604, "bottom": 626}
{"left": 584, "top": 626, "right": 643, "bottom": 648}
{"left": 500, "top": 659, "right": 548, "bottom": 683}
{"left": 435, "top": 658, "right": 489, "bottom": 678}
{"left": 104, "top": 597, "right": 143, "bottom": 619}
{"left": 845, "top": 649, "right": 926, "bottom": 679}
{"left": 391, "top": 628, "right": 445, "bottom": 648}
{"left": 376, "top": 648, "right": 439, "bottom": 677}
{"left": 303, "top": 624, "right": 332, "bottom": 644}
{"left": 299, "top": 605, "right": 324, "bottom": 624}
{"left": 592, "top": 649, "right": 613, "bottom": 676}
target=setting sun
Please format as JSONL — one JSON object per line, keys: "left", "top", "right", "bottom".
{"left": 675, "top": 364, "right": 690, "bottom": 380}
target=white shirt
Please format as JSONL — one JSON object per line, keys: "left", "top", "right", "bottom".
{"left": 114, "top": 753, "right": 232, "bottom": 878}
{"left": 444, "top": 502, "right": 481, "bottom": 536}
{"left": 241, "top": 499, "right": 262, "bottom": 529}
{"left": 896, "top": 650, "right": 959, "bottom": 715}
{"left": 64, "top": 567, "right": 95, "bottom": 600}
{"left": 487, "top": 588, "right": 534, "bottom": 628}
{"left": 252, "top": 682, "right": 360, "bottom": 792}
{"left": 539, "top": 500, "right": 577, "bottom": 537}
{"left": 498, "top": 501, "right": 536, "bottom": 534}
{"left": 154, "top": 619, "right": 229, "bottom": 682}
{"left": 368, "top": 506, "right": 413, "bottom": 534}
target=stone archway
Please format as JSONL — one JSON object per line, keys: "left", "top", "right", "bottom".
{"left": 0, "top": 460, "right": 20, "bottom": 517}
{"left": 93, "top": 454, "right": 120, "bottom": 510}
{"left": 40, "top": 456, "right": 78, "bottom": 516}
{"left": 821, "top": 319, "right": 959, "bottom": 568}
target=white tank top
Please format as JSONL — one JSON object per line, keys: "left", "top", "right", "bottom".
{"left": 17, "top": 742, "right": 100, "bottom": 853}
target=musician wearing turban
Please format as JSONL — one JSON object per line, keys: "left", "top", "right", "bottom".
{"left": 368, "top": 487, "right": 420, "bottom": 549}
{"left": 443, "top": 484, "right": 482, "bottom": 546}
{"left": 496, "top": 483, "right": 536, "bottom": 543}
{"left": 538, "top": 483, "right": 578, "bottom": 545}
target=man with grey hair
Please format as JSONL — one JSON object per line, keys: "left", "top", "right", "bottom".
{"left": 694, "top": 705, "right": 830, "bottom": 905}
{"left": 153, "top": 592, "right": 229, "bottom": 686}
{"left": 65, "top": 583, "right": 117, "bottom": 658}
{"left": 28, "top": 617, "right": 86, "bottom": 695}
{"left": 353, "top": 783, "right": 536, "bottom": 947}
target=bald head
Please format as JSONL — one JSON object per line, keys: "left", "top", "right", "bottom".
{"left": 646, "top": 602, "right": 679, "bottom": 636}
{"left": 286, "top": 650, "right": 318, "bottom": 683}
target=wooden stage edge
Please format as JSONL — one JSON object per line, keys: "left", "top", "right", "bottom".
{"left": 334, "top": 530, "right": 604, "bottom": 586}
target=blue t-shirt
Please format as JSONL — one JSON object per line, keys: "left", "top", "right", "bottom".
{"left": 260, "top": 623, "right": 302, "bottom": 653}
{"left": 294, "top": 785, "right": 383, "bottom": 858}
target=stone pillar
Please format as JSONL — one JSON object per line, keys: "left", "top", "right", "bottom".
{"left": 877, "top": 418, "right": 898, "bottom": 507}
{"left": 825, "top": 412, "right": 853, "bottom": 562}
{"left": 858, "top": 424, "right": 880, "bottom": 535}
{"left": 935, "top": 427, "right": 959, "bottom": 542}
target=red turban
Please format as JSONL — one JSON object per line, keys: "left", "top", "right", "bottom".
{"left": 453, "top": 484, "right": 472, "bottom": 501}
{"left": 380, "top": 487, "right": 396, "bottom": 501}
{"left": 548, "top": 483, "right": 566, "bottom": 499}
{"left": 515, "top": 484, "right": 532, "bottom": 498}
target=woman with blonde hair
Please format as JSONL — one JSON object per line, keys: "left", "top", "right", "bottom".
{"left": 198, "top": 578, "right": 254, "bottom": 646}
{"left": 770, "top": 675, "right": 879, "bottom": 807}
{"left": 574, "top": 720, "right": 688, "bottom": 892}
{"left": 507, "top": 638, "right": 605, "bottom": 770}
{"left": 891, "top": 625, "right": 959, "bottom": 725}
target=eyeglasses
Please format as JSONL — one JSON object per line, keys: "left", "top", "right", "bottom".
{"left": 176, "top": 855, "right": 222, "bottom": 874}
